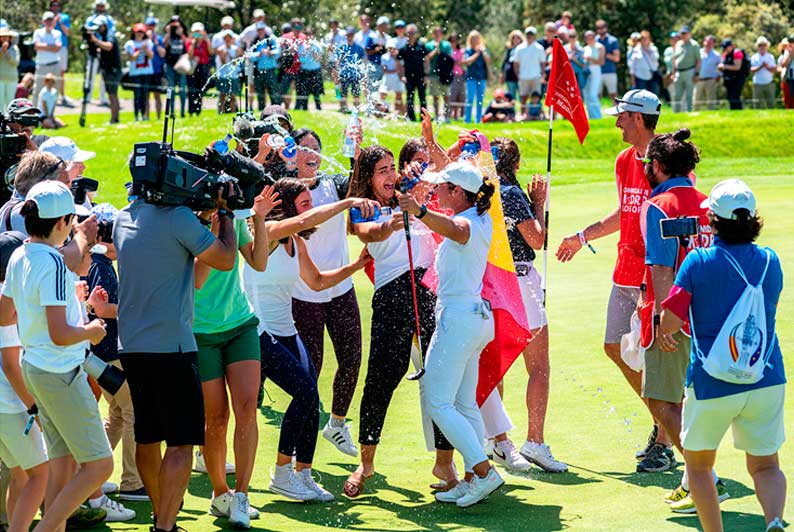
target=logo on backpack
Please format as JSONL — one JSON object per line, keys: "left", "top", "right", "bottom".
{"left": 692, "top": 248, "right": 775, "bottom": 384}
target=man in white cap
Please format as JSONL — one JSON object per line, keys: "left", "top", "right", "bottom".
{"left": 557, "top": 89, "right": 675, "bottom": 469}
{"left": 32, "top": 11, "right": 63, "bottom": 108}
{"left": 39, "top": 136, "right": 96, "bottom": 186}
{"left": 750, "top": 36, "right": 777, "bottom": 109}
{"left": 212, "top": 16, "right": 239, "bottom": 71}
{"left": 240, "top": 9, "right": 270, "bottom": 49}
{"left": 511, "top": 26, "right": 546, "bottom": 119}
{"left": 85, "top": 0, "right": 115, "bottom": 106}
{"left": 671, "top": 26, "right": 700, "bottom": 113}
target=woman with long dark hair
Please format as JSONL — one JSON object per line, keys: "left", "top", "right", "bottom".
{"left": 342, "top": 145, "right": 449, "bottom": 497}
{"left": 243, "top": 179, "right": 377, "bottom": 503}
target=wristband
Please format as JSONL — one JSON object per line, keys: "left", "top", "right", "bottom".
{"left": 578, "top": 231, "right": 597, "bottom": 254}
{"left": 217, "top": 208, "right": 234, "bottom": 219}
{"left": 417, "top": 204, "right": 428, "bottom": 219}
{"left": 27, "top": 403, "right": 38, "bottom": 416}
{"left": 197, "top": 215, "right": 211, "bottom": 226}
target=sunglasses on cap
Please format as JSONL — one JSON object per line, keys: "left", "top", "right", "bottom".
{"left": 47, "top": 158, "right": 66, "bottom": 179}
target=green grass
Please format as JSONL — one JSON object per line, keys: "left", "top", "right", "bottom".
{"left": 46, "top": 104, "right": 794, "bottom": 531}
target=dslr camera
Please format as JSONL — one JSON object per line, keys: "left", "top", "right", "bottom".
{"left": 70, "top": 177, "right": 113, "bottom": 243}
{"left": 0, "top": 112, "right": 37, "bottom": 203}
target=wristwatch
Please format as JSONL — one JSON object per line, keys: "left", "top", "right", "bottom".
{"left": 416, "top": 204, "right": 428, "bottom": 219}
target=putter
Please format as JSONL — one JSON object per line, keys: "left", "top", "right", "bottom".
{"left": 402, "top": 203, "right": 425, "bottom": 381}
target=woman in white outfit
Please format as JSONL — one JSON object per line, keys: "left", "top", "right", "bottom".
{"left": 398, "top": 160, "right": 503, "bottom": 508}
{"left": 583, "top": 31, "right": 605, "bottom": 119}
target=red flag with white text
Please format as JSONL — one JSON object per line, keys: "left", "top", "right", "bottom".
{"left": 545, "top": 38, "right": 589, "bottom": 143}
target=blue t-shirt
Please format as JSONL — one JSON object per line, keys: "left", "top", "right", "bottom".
{"left": 150, "top": 34, "right": 165, "bottom": 74}
{"left": 644, "top": 177, "right": 694, "bottom": 268}
{"left": 465, "top": 48, "right": 488, "bottom": 80}
{"left": 598, "top": 33, "right": 619, "bottom": 74}
{"left": 365, "top": 34, "right": 385, "bottom": 65}
{"left": 673, "top": 239, "right": 785, "bottom": 399}
{"left": 252, "top": 36, "right": 280, "bottom": 70}
{"left": 299, "top": 40, "right": 322, "bottom": 70}
{"left": 54, "top": 13, "right": 70, "bottom": 47}
{"left": 337, "top": 43, "right": 365, "bottom": 80}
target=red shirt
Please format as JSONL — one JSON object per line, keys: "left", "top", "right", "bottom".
{"left": 187, "top": 39, "right": 211, "bottom": 65}
{"left": 613, "top": 146, "right": 651, "bottom": 287}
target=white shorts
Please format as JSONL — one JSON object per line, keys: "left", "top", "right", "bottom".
{"left": 681, "top": 384, "right": 786, "bottom": 456}
{"left": 601, "top": 73, "right": 618, "bottom": 95}
{"left": 518, "top": 78, "right": 542, "bottom": 97}
{"left": 0, "top": 411, "right": 48, "bottom": 470}
{"left": 381, "top": 73, "right": 404, "bottom": 93}
{"left": 516, "top": 263, "right": 547, "bottom": 330}
{"left": 58, "top": 46, "right": 68, "bottom": 71}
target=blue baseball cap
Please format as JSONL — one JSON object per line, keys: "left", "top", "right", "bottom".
{"left": 394, "top": 20, "right": 406, "bottom": 28}
{"left": 145, "top": 16, "right": 158, "bottom": 26}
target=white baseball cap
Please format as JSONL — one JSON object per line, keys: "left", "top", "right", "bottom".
{"left": 191, "top": 22, "right": 205, "bottom": 32}
{"left": 252, "top": 8, "right": 265, "bottom": 18}
{"left": 376, "top": 16, "right": 390, "bottom": 26}
{"left": 26, "top": 180, "right": 75, "bottom": 219}
{"left": 42, "top": 11, "right": 55, "bottom": 21}
{"left": 701, "top": 179, "right": 756, "bottom": 220}
{"left": 423, "top": 161, "right": 484, "bottom": 194}
{"left": 221, "top": 15, "right": 234, "bottom": 27}
{"left": 605, "top": 89, "right": 662, "bottom": 116}
{"left": 39, "top": 137, "right": 96, "bottom": 163}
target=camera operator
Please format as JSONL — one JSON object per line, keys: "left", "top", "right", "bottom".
{"left": 84, "top": 0, "right": 115, "bottom": 106}
{"left": 113, "top": 180, "right": 239, "bottom": 532}
{"left": 4, "top": 98, "right": 45, "bottom": 150}
{"left": 84, "top": 17, "right": 120, "bottom": 124}
{"left": 0, "top": 151, "right": 99, "bottom": 274}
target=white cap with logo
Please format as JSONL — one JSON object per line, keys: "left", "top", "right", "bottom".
{"left": 605, "top": 89, "right": 661, "bottom": 116}
{"left": 702, "top": 179, "right": 757, "bottom": 220}
{"left": 26, "top": 180, "right": 76, "bottom": 219}
{"left": 423, "top": 161, "right": 484, "bottom": 194}
{"left": 39, "top": 136, "right": 96, "bottom": 163}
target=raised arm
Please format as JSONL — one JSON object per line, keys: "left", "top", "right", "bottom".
{"left": 296, "top": 237, "right": 371, "bottom": 291}
{"left": 268, "top": 197, "right": 379, "bottom": 243}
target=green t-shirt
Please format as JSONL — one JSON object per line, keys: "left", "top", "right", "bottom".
{"left": 193, "top": 218, "right": 256, "bottom": 334}
{"left": 426, "top": 40, "right": 453, "bottom": 76}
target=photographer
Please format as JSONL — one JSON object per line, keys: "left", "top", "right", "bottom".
{"left": 84, "top": 0, "right": 115, "bottom": 106}
{"left": 84, "top": 16, "right": 120, "bottom": 124}
{"left": 163, "top": 16, "right": 188, "bottom": 118}
{"left": 113, "top": 179, "right": 239, "bottom": 532}
{"left": 0, "top": 151, "right": 99, "bottom": 274}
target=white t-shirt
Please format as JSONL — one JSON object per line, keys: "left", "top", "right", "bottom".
{"left": 33, "top": 28, "right": 62, "bottom": 65}
{"left": 243, "top": 241, "right": 299, "bottom": 337}
{"left": 354, "top": 29, "right": 376, "bottom": 50}
{"left": 292, "top": 178, "right": 352, "bottom": 303}
{"left": 435, "top": 207, "right": 492, "bottom": 303}
{"left": 366, "top": 208, "right": 435, "bottom": 291}
{"left": 38, "top": 86, "right": 58, "bottom": 117}
{"left": 751, "top": 51, "right": 776, "bottom": 85}
{"left": 2, "top": 243, "right": 87, "bottom": 373}
{"left": 212, "top": 31, "right": 240, "bottom": 69}
{"left": 510, "top": 41, "right": 545, "bottom": 80}
{"left": 585, "top": 42, "right": 605, "bottom": 75}
{"left": 0, "top": 281, "right": 25, "bottom": 415}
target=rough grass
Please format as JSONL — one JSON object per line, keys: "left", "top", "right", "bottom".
{"left": 46, "top": 100, "right": 794, "bottom": 531}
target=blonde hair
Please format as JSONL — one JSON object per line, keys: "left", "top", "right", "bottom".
{"left": 467, "top": 30, "right": 482, "bottom": 49}
{"left": 507, "top": 29, "right": 523, "bottom": 47}
{"left": 15, "top": 151, "right": 60, "bottom": 196}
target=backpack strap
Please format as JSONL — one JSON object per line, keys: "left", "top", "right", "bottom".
{"left": 719, "top": 247, "right": 750, "bottom": 285}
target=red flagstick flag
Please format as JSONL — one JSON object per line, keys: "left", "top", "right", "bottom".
{"left": 545, "top": 38, "right": 589, "bottom": 143}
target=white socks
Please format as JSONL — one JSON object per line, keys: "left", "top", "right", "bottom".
{"left": 680, "top": 468, "right": 719, "bottom": 491}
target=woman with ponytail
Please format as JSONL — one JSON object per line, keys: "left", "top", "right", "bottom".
{"left": 398, "top": 160, "right": 503, "bottom": 508}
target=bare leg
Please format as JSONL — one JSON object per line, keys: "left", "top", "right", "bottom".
{"left": 226, "top": 361, "right": 260, "bottom": 494}
{"left": 747, "top": 453, "right": 787, "bottom": 525}
{"left": 156, "top": 446, "right": 192, "bottom": 531}
{"left": 647, "top": 398, "right": 683, "bottom": 452}
{"left": 8, "top": 464, "right": 47, "bottom": 532}
{"left": 348, "top": 444, "right": 377, "bottom": 484}
{"left": 201, "top": 377, "right": 230, "bottom": 497}
{"left": 524, "top": 326, "right": 549, "bottom": 443}
{"left": 135, "top": 443, "right": 162, "bottom": 519}
{"left": 431, "top": 449, "right": 458, "bottom": 489}
{"left": 684, "top": 449, "right": 721, "bottom": 532}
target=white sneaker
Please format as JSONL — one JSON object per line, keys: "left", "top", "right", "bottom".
{"left": 766, "top": 517, "right": 785, "bottom": 532}
{"left": 90, "top": 495, "right": 136, "bottom": 522}
{"left": 456, "top": 468, "right": 504, "bottom": 508}
{"left": 194, "top": 451, "right": 235, "bottom": 474}
{"left": 492, "top": 439, "right": 532, "bottom": 472}
{"left": 228, "top": 492, "right": 254, "bottom": 529}
{"left": 322, "top": 420, "right": 359, "bottom": 457}
{"left": 269, "top": 465, "right": 319, "bottom": 501}
{"left": 101, "top": 481, "right": 118, "bottom": 495}
{"left": 483, "top": 439, "right": 495, "bottom": 459}
{"left": 299, "top": 469, "right": 335, "bottom": 502}
{"left": 434, "top": 480, "right": 470, "bottom": 503}
{"left": 520, "top": 441, "right": 568, "bottom": 473}
{"left": 209, "top": 491, "right": 233, "bottom": 517}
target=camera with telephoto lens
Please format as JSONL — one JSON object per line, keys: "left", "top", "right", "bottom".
{"left": 232, "top": 114, "right": 288, "bottom": 157}
{"left": 0, "top": 113, "right": 35, "bottom": 203}
{"left": 84, "top": 353, "right": 125, "bottom": 395}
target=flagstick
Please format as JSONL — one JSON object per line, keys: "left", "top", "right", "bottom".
{"left": 541, "top": 105, "right": 554, "bottom": 306}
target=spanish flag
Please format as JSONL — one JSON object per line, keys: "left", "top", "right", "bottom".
{"left": 474, "top": 150, "right": 532, "bottom": 405}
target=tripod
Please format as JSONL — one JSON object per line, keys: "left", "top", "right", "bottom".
{"left": 79, "top": 52, "right": 97, "bottom": 127}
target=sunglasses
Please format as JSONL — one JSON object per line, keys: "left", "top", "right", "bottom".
{"left": 47, "top": 158, "right": 66, "bottom": 179}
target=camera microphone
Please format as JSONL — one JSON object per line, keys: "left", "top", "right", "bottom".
{"left": 233, "top": 116, "right": 255, "bottom": 142}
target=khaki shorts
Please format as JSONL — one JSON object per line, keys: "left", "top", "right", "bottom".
{"left": 518, "top": 78, "right": 542, "bottom": 97}
{"left": 22, "top": 362, "right": 112, "bottom": 463}
{"left": 604, "top": 285, "right": 641, "bottom": 344}
{"left": 0, "top": 411, "right": 48, "bottom": 470}
{"left": 642, "top": 333, "right": 690, "bottom": 403}
{"left": 682, "top": 384, "right": 785, "bottom": 455}
{"left": 428, "top": 76, "right": 449, "bottom": 97}
{"left": 58, "top": 47, "right": 69, "bottom": 71}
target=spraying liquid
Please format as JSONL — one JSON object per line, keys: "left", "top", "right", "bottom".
{"left": 349, "top": 206, "right": 393, "bottom": 223}
{"left": 342, "top": 108, "right": 359, "bottom": 158}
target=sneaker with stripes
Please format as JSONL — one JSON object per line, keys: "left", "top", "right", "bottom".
{"left": 322, "top": 420, "right": 358, "bottom": 457}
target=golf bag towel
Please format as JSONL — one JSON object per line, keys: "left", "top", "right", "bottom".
{"left": 691, "top": 247, "right": 775, "bottom": 384}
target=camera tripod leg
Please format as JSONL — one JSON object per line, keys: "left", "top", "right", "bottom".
{"left": 80, "top": 54, "right": 96, "bottom": 127}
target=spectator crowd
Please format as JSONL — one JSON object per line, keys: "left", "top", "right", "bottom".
{"left": 1, "top": 3, "right": 793, "bottom": 125}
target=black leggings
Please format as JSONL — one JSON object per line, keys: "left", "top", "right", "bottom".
{"left": 130, "top": 75, "right": 149, "bottom": 118}
{"left": 260, "top": 332, "right": 319, "bottom": 464}
{"left": 358, "top": 269, "right": 452, "bottom": 450}
{"left": 292, "top": 287, "right": 361, "bottom": 417}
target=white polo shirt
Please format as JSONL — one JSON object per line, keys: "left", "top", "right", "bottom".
{"left": 33, "top": 28, "right": 63, "bottom": 66}
{"left": 511, "top": 40, "right": 545, "bottom": 81}
{"left": 0, "top": 281, "right": 25, "bottom": 415}
{"left": 2, "top": 243, "right": 86, "bottom": 374}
